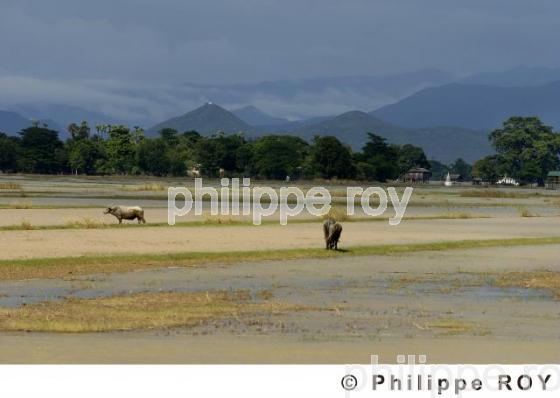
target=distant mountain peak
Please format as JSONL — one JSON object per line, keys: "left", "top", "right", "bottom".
{"left": 149, "top": 103, "right": 252, "bottom": 135}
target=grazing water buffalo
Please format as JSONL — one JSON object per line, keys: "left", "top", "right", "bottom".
{"left": 104, "top": 205, "right": 146, "bottom": 224}
{"left": 323, "top": 218, "right": 342, "bottom": 250}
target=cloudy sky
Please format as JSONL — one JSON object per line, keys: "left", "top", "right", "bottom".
{"left": 1, "top": 0, "right": 560, "bottom": 122}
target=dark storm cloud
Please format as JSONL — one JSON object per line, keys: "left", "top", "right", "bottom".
{"left": 1, "top": 0, "right": 560, "bottom": 121}
{"left": 3, "top": 0, "right": 560, "bottom": 82}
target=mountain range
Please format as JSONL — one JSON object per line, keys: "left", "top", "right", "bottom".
{"left": 147, "top": 104, "right": 489, "bottom": 163}
{"left": 4, "top": 66, "right": 560, "bottom": 164}
{"left": 372, "top": 81, "right": 560, "bottom": 130}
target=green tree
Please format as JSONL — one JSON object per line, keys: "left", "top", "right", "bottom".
{"left": 429, "top": 159, "right": 448, "bottom": 181}
{"left": 182, "top": 130, "right": 202, "bottom": 145}
{"left": 158, "top": 130, "right": 188, "bottom": 176}
{"left": 131, "top": 126, "right": 145, "bottom": 145}
{"left": 159, "top": 128, "right": 180, "bottom": 147}
{"left": 137, "top": 138, "right": 170, "bottom": 176}
{"left": 449, "top": 158, "right": 472, "bottom": 180}
{"left": 67, "top": 139, "right": 105, "bottom": 174}
{"left": 0, "top": 133, "right": 19, "bottom": 172}
{"left": 18, "top": 126, "right": 66, "bottom": 174}
{"left": 396, "top": 144, "right": 429, "bottom": 175}
{"left": 67, "top": 121, "right": 91, "bottom": 141}
{"left": 489, "top": 116, "right": 560, "bottom": 185}
{"left": 235, "top": 142, "right": 255, "bottom": 175}
{"left": 194, "top": 133, "right": 247, "bottom": 176}
{"left": 252, "top": 135, "right": 308, "bottom": 179}
{"left": 310, "top": 135, "right": 356, "bottom": 179}
{"left": 193, "top": 137, "right": 218, "bottom": 177}
{"left": 105, "top": 125, "right": 136, "bottom": 174}
{"left": 472, "top": 155, "right": 501, "bottom": 183}
{"left": 65, "top": 121, "right": 105, "bottom": 174}
{"left": 356, "top": 133, "right": 399, "bottom": 182}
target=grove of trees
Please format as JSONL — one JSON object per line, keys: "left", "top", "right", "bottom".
{"left": 473, "top": 116, "right": 560, "bottom": 186}
{"left": 0, "top": 122, "right": 450, "bottom": 182}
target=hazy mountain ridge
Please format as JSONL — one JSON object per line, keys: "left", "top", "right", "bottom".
{"left": 0, "top": 110, "right": 63, "bottom": 137}
{"left": 147, "top": 104, "right": 490, "bottom": 163}
{"left": 290, "top": 111, "right": 491, "bottom": 163}
{"left": 6, "top": 66, "right": 560, "bottom": 163}
{"left": 231, "top": 105, "right": 288, "bottom": 126}
{"left": 371, "top": 80, "right": 560, "bottom": 130}
{"left": 0, "top": 110, "right": 32, "bottom": 134}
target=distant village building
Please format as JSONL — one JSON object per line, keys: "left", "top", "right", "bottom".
{"left": 472, "top": 177, "right": 486, "bottom": 186}
{"left": 403, "top": 167, "right": 431, "bottom": 184}
{"left": 188, "top": 165, "right": 201, "bottom": 178}
{"left": 444, "top": 172, "right": 464, "bottom": 186}
{"left": 449, "top": 173, "right": 463, "bottom": 183}
{"left": 546, "top": 171, "right": 560, "bottom": 189}
{"left": 496, "top": 175, "right": 519, "bottom": 186}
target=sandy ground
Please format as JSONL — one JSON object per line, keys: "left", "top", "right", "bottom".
{"left": 0, "top": 204, "right": 538, "bottom": 228}
{"left": 1, "top": 217, "right": 560, "bottom": 260}
{"left": 0, "top": 246, "right": 559, "bottom": 363}
{"left": 1, "top": 177, "right": 560, "bottom": 364}
{"left": 1, "top": 334, "right": 557, "bottom": 364}
{"left": 0, "top": 206, "right": 520, "bottom": 227}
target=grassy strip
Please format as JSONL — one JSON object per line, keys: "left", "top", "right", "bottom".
{"left": 459, "top": 189, "right": 553, "bottom": 199}
{"left": 2, "top": 237, "right": 560, "bottom": 281}
{"left": 492, "top": 271, "right": 560, "bottom": 298}
{"left": 0, "top": 213, "right": 492, "bottom": 232}
{"left": 0, "top": 290, "right": 310, "bottom": 333}
{"left": 0, "top": 204, "right": 104, "bottom": 210}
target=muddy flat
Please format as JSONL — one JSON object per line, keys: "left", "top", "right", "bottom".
{"left": 2, "top": 176, "right": 560, "bottom": 364}
{"left": 1, "top": 334, "right": 557, "bottom": 364}
{"left": 0, "top": 245, "right": 558, "bottom": 363}
{"left": 1, "top": 217, "right": 560, "bottom": 260}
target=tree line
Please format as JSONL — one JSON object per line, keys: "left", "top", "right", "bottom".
{"left": 4, "top": 116, "right": 554, "bottom": 185}
{"left": 1, "top": 121, "right": 446, "bottom": 181}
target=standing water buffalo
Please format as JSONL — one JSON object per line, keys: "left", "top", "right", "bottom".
{"left": 323, "top": 218, "right": 343, "bottom": 250}
{"left": 104, "top": 205, "right": 146, "bottom": 224}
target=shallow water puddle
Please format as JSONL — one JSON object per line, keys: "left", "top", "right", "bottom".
{"left": 0, "top": 264, "right": 554, "bottom": 308}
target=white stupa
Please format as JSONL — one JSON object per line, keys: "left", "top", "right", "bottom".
{"left": 444, "top": 172, "right": 452, "bottom": 187}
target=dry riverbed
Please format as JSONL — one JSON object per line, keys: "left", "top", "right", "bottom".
{"left": 2, "top": 176, "right": 560, "bottom": 364}
{"left": 0, "top": 245, "right": 559, "bottom": 363}
{"left": 2, "top": 217, "right": 560, "bottom": 260}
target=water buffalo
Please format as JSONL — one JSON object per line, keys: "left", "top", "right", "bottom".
{"left": 104, "top": 205, "right": 146, "bottom": 224}
{"left": 323, "top": 218, "right": 342, "bottom": 250}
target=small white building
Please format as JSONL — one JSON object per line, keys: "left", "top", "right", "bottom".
{"left": 444, "top": 172, "right": 452, "bottom": 187}
{"left": 496, "top": 175, "right": 519, "bottom": 186}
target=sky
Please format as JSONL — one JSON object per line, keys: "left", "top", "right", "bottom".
{"left": 1, "top": 0, "right": 560, "bottom": 122}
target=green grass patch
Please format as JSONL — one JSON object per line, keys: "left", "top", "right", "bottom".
{"left": 2, "top": 237, "right": 560, "bottom": 281}
{"left": 0, "top": 290, "right": 310, "bottom": 333}
{"left": 0, "top": 212, "right": 493, "bottom": 232}
{"left": 122, "top": 183, "right": 167, "bottom": 192}
{"left": 459, "top": 189, "right": 549, "bottom": 199}
{"left": 0, "top": 183, "right": 22, "bottom": 190}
